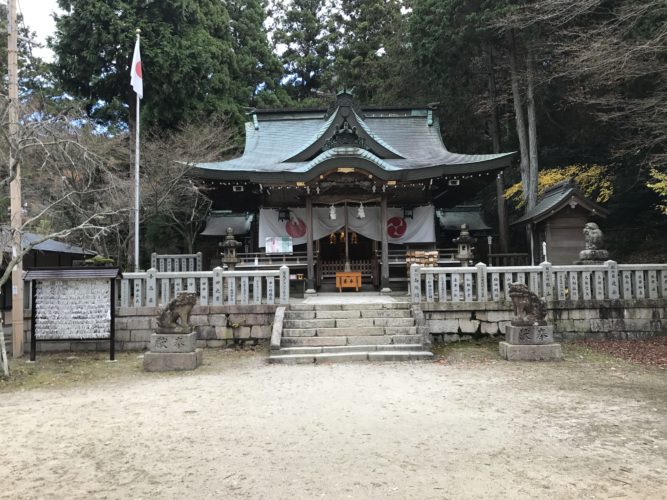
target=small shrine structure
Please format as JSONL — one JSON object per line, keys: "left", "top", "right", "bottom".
{"left": 193, "top": 91, "right": 515, "bottom": 290}
{"left": 512, "top": 180, "right": 609, "bottom": 265}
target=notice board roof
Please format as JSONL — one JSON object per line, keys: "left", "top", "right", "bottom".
{"left": 24, "top": 267, "right": 122, "bottom": 281}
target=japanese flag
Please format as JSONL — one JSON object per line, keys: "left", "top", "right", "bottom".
{"left": 130, "top": 38, "right": 143, "bottom": 99}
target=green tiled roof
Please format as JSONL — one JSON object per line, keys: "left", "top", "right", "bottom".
{"left": 193, "top": 97, "right": 515, "bottom": 182}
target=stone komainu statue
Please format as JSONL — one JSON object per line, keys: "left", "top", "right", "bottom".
{"left": 583, "top": 222, "right": 604, "bottom": 250}
{"left": 509, "top": 283, "right": 547, "bottom": 326}
{"left": 156, "top": 292, "right": 197, "bottom": 333}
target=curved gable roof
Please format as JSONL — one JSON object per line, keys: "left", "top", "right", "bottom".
{"left": 193, "top": 93, "right": 515, "bottom": 181}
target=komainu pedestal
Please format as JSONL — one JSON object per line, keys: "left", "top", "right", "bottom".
{"left": 143, "top": 292, "right": 203, "bottom": 372}
{"left": 500, "top": 283, "right": 562, "bottom": 361}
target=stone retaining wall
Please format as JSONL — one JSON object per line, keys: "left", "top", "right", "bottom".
{"left": 423, "top": 299, "right": 666, "bottom": 342}
{"left": 22, "top": 305, "right": 278, "bottom": 354}
{"left": 19, "top": 299, "right": 666, "bottom": 354}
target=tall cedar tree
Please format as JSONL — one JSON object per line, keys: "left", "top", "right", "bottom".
{"left": 271, "top": 0, "right": 336, "bottom": 101}
{"left": 332, "top": 0, "right": 404, "bottom": 104}
{"left": 227, "top": 0, "right": 287, "bottom": 107}
{"left": 51, "top": 0, "right": 245, "bottom": 130}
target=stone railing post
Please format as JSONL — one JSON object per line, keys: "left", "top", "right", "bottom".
{"left": 120, "top": 278, "right": 130, "bottom": 308}
{"left": 212, "top": 266, "right": 223, "bottom": 305}
{"left": 196, "top": 251, "right": 203, "bottom": 272}
{"left": 410, "top": 264, "right": 421, "bottom": 303}
{"left": 540, "top": 261, "right": 553, "bottom": 301}
{"left": 133, "top": 277, "right": 143, "bottom": 307}
{"left": 475, "top": 263, "right": 487, "bottom": 301}
{"left": 150, "top": 252, "right": 157, "bottom": 270}
{"left": 146, "top": 268, "right": 157, "bottom": 307}
{"left": 200, "top": 275, "right": 209, "bottom": 306}
{"left": 605, "top": 260, "right": 619, "bottom": 300}
{"left": 279, "top": 265, "right": 290, "bottom": 304}
{"left": 425, "top": 272, "right": 435, "bottom": 303}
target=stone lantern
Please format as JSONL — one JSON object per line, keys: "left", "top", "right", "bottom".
{"left": 220, "top": 227, "right": 242, "bottom": 270}
{"left": 453, "top": 224, "right": 476, "bottom": 267}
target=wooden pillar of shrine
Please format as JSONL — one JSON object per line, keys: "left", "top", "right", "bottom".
{"left": 380, "top": 194, "right": 390, "bottom": 291}
{"left": 306, "top": 195, "right": 315, "bottom": 291}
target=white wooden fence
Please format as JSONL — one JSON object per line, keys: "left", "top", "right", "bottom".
{"left": 410, "top": 261, "right": 667, "bottom": 303}
{"left": 120, "top": 266, "right": 289, "bottom": 307}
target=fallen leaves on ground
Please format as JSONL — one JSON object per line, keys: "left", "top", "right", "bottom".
{"left": 577, "top": 337, "right": 667, "bottom": 368}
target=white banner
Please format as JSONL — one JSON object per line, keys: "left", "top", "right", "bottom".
{"left": 259, "top": 205, "right": 434, "bottom": 246}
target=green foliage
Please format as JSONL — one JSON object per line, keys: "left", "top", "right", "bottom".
{"left": 51, "top": 0, "right": 248, "bottom": 129}
{"left": 647, "top": 168, "right": 667, "bottom": 216}
{"left": 227, "top": 0, "right": 285, "bottom": 105}
{"left": 270, "top": 0, "right": 336, "bottom": 101}
{"left": 331, "top": 0, "right": 405, "bottom": 104}
{"left": 505, "top": 165, "right": 614, "bottom": 209}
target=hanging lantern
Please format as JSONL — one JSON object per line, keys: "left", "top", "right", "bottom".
{"left": 357, "top": 202, "right": 365, "bottom": 219}
{"left": 329, "top": 204, "right": 337, "bottom": 220}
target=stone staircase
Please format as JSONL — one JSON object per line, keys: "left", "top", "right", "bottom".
{"left": 269, "top": 302, "right": 433, "bottom": 364}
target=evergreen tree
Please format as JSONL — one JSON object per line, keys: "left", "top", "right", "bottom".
{"left": 331, "top": 0, "right": 405, "bottom": 104}
{"left": 227, "top": 0, "right": 287, "bottom": 106}
{"left": 51, "top": 0, "right": 245, "bottom": 129}
{"left": 270, "top": 0, "right": 336, "bottom": 102}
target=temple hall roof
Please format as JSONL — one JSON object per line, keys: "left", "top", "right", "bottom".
{"left": 192, "top": 92, "right": 515, "bottom": 183}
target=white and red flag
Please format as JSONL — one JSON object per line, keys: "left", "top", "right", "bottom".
{"left": 130, "top": 38, "right": 143, "bottom": 99}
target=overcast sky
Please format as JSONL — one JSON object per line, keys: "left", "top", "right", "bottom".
{"left": 17, "top": 0, "right": 62, "bottom": 61}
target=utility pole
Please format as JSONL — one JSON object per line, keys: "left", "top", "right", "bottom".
{"left": 7, "top": 0, "right": 24, "bottom": 358}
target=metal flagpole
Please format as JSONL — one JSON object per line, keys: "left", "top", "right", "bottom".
{"left": 133, "top": 29, "right": 141, "bottom": 271}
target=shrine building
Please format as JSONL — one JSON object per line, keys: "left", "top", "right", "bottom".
{"left": 192, "top": 91, "right": 514, "bottom": 291}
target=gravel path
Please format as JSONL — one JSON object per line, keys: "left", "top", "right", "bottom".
{"left": 1, "top": 349, "right": 666, "bottom": 499}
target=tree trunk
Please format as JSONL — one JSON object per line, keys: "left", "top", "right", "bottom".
{"left": 526, "top": 46, "right": 539, "bottom": 211}
{"left": 486, "top": 43, "right": 509, "bottom": 252}
{"left": 507, "top": 31, "right": 530, "bottom": 210}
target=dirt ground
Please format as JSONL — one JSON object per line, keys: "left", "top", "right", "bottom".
{"left": 1, "top": 343, "right": 666, "bottom": 500}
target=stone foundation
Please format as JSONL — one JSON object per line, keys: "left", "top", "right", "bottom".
{"left": 498, "top": 342, "right": 563, "bottom": 361}
{"left": 20, "top": 304, "right": 277, "bottom": 354}
{"left": 143, "top": 349, "right": 203, "bottom": 372}
{"left": 423, "top": 299, "right": 667, "bottom": 343}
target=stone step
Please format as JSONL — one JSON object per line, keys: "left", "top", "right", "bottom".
{"left": 282, "top": 327, "right": 419, "bottom": 339}
{"left": 288, "top": 303, "right": 411, "bottom": 312}
{"left": 285, "top": 309, "right": 414, "bottom": 320}
{"left": 281, "top": 334, "right": 423, "bottom": 347}
{"left": 283, "top": 319, "right": 337, "bottom": 329}
{"left": 275, "top": 344, "right": 429, "bottom": 355}
{"left": 268, "top": 350, "right": 433, "bottom": 364}
{"left": 283, "top": 318, "right": 415, "bottom": 330}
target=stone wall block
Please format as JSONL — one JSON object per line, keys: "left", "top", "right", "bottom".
{"left": 485, "top": 311, "right": 512, "bottom": 322}
{"left": 130, "top": 330, "right": 153, "bottom": 342}
{"left": 251, "top": 325, "right": 272, "bottom": 339}
{"left": 123, "top": 341, "right": 148, "bottom": 351}
{"left": 209, "top": 314, "right": 228, "bottom": 327}
{"left": 206, "top": 340, "right": 225, "bottom": 348}
{"left": 428, "top": 319, "right": 459, "bottom": 333}
{"left": 458, "top": 319, "right": 480, "bottom": 334}
{"left": 188, "top": 315, "right": 209, "bottom": 327}
{"left": 215, "top": 326, "right": 234, "bottom": 340}
{"left": 234, "top": 326, "right": 252, "bottom": 339}
{"left": 68, "top": 341, "right": 98, "bottom": 352}
{"left": 197, "top": 326, "right": 216, "bottom": 340}
{"left": 114, "top": 330, "right": 131, "bottom": 342}
{"left": 480, "top": 322, "right": 500, "bottom": 335}
{"left": 124, "top": 317, "right": 151, "bottom": 330}
{"left": 227, "top": 314, "right": 248, "bottom": 326}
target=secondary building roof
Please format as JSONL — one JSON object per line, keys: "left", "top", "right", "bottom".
{"left": 192, "top": 91, "right": 515, "bottom": 183}
{"left": 512, "top": 180, "right": 609, "bottom": 225}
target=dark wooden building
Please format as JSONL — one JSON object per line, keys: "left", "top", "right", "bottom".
{"left": 512, "top": 180, "right": 609, "bottom": 265}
